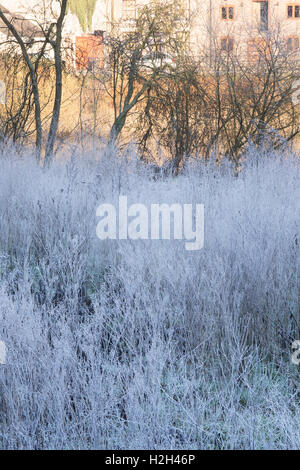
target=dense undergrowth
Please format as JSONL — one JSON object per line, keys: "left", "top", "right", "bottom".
{"left": 0, "top": 144, "right": 300, "bottom": 449}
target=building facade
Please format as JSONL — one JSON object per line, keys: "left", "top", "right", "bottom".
{"left": 73, "top": 1, "right": 300, "bottom": 64}
{"left": 0, "top": 1, "right": 300, "bottom": 65}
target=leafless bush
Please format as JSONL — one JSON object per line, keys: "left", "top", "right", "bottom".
{"left": 0, "top": 146, "right": 299, "bottom": 449}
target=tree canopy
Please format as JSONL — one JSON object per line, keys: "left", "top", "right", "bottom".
{"left": 67, "top": 0, "right": 97, "bottom": 32}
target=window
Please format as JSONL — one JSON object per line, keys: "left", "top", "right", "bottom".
{"left": 221, "top": 6, "right": 235, "bottom": 20}
{"left": 122, "top": 0, "right": 136, "bottom": 20}
{"left": 253, "top": 1, "right": 268, "bottom": 31}
{"left": 287, "top": 36, "right": 300, "bottom": 51}
{"left": 287, "top": 5, "right": 300, "bottom": 18}
{"left": 221, "top": 37, "right": 234, "bottom": 52}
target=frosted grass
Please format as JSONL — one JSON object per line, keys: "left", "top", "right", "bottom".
{"left": 0, "top": 147, "right": 299, "bottom": 449}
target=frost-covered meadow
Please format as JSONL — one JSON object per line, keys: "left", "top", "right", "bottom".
{"left": 0, "top": 145, "right": 300, "bottom": 449}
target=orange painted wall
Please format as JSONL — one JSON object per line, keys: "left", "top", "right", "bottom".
{"left": 75, "top": 35, "right": 104, "bottom": 70}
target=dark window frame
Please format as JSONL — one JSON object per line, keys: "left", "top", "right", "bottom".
{"left": 221, "top": 5, "right": 235, "bottom": 21}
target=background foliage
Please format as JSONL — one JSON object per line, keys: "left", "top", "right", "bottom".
{"left": 67, "top": 0, "right": 98, "bottom": 32}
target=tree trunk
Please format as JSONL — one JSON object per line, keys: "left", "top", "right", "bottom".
{"left": 44, "top": 0, "right": 67, "bottom": 166}
{"left": 0, "top": 9, "right": 42, "bottom": 162}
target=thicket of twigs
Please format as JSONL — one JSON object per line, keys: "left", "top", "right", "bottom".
{"left": 0, "top": 144, "right": 299, "bottom": 449}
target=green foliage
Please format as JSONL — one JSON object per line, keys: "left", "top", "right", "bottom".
{"left": 67, "top": 0, "right": 97, "bottom": 32}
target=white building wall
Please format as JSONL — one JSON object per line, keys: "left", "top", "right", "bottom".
{"left": 0, "top": 1, "right": 299, "bottom": 52}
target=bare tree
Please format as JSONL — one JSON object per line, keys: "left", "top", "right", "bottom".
{"left": 0, "top": 50, "right": 38, "bottom": 147}
{"left": 207, "top": 31, "right": 300, "bottom": 167}
{"left": 44, "top": 0, "right": 67, "bottom": 165}
{"left": 137, "top": 24, "right": 300, "bottom": 172}
{"left": 137, "top": 55, "right": 208, "bottom": 173}
{"left": 0, "top": 0, "right": 68, "bottom": 164}
{"left": 98, "top": 1, "right": 190, "bottom": 145}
